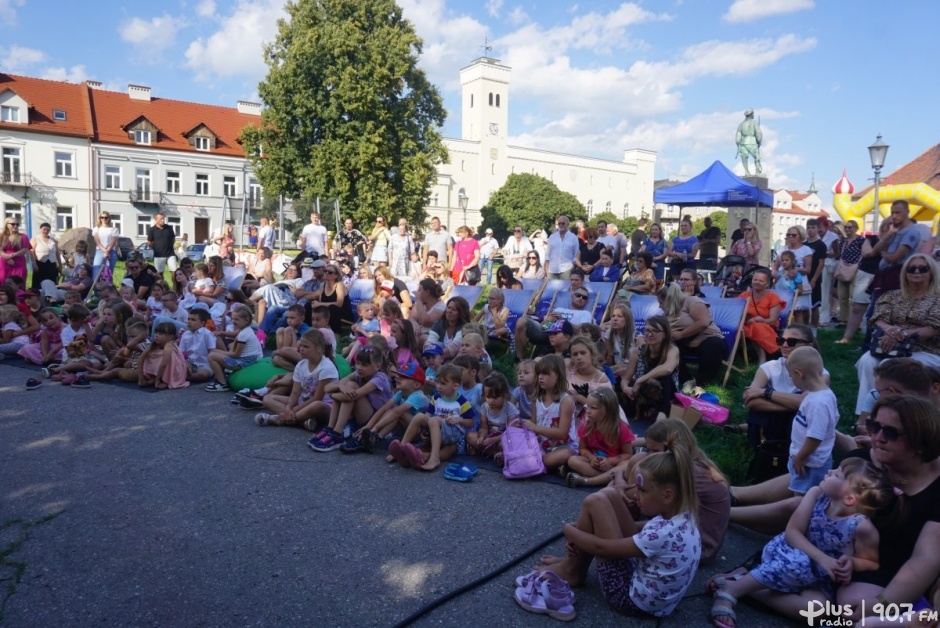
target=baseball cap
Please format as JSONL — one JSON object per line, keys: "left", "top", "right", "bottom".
{"left": 24, "top": 289, "right": 41, "bottom": 297}
{"left": 393, "top": 362, "right": 426, "bottom": 385}
{"left": 121, "top": 278, "right": 135, "bottom": 288}
{"left": 546, "top": 320, "right": 574, "bottom": 336}
{"left": 485, "top": 228, "right": 494, "bottom": 235}
{"left": 188, "top": 302, "right": 210, "bottom": 312}
{"left": 380, "top": 280, "right": 395, "bottom": 293}
{"left": 422, "top": 343, "right": 444, "bottom": 356}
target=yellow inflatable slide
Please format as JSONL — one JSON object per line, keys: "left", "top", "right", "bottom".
{"left": 832, "top": 171, "right": 940, "bottom": 232}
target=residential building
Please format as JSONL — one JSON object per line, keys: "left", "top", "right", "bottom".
{"left": 770, "top": 186, "right": 826, "bottom": 249}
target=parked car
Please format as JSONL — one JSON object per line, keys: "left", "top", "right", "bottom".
{"left": 185, "top": 243, "right": 208, "bottom": 262}
{"left": 116, "top": 237, "right": 135, "bottom": 261}
{"left": 135, "top": 243, "right": 154, "bottom": 261}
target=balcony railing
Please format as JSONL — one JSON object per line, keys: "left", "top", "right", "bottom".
{"left": 129, "top": 189, "right": 165, "bottom": 205}
{"left": 0, "top": 171, "right": 26, "bottom": 185}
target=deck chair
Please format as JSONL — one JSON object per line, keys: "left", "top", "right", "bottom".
{"left": 450, "top": 284, "right": 484, "bottom": 310}
{"left": 586, "top": 281, "right": 616, "bottom": 324}
{"left": 697, "top": 297, "right": 748, "bottom": 387}
{"left": 630, "top": 295, "right": 662, "bottom": 336}
{"left": 345, "top": 279, "right": 375, "bottom": 323}
{"left": 532, "top": 279, "right": 569, "bottom": 319}
{"left": 770, "top": 289, "right": 795, "bottom": 330}
{"left": 700, "top": 284, "right": 726, "bottom": 300}
{"left": 504, "top": 289, "right": 536, "bottom": 344}
{"left": 519, "top": 277, "right": 545, "bottom": 294}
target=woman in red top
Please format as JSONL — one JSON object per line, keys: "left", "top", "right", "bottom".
{"left": 738, "top": 268, "right": 784, "bottom": 363}
{"left": 451, "top": 226, "right": 480, "bottom": 284}
{"left": 1, "top": 218, "right": 31, "bottom": 285}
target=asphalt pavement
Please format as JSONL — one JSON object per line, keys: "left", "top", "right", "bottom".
{"left": 0, "top": 362, "right": 799, "bottom": 627}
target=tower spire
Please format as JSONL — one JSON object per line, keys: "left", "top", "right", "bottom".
{"left": 481, "top": 37, "right": 493, "bottom": 59}
{"left": 808, "top": 172, "right": 817, "bottom": 194}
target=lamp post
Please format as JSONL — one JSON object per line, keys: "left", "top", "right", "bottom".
{"left": 458, "top": 188, "right": 468, "bottom": 228}
{"left": 868, "top": 134, "right": 889, "bottom": 232}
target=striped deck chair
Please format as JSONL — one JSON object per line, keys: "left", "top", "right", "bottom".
{"left": 504, "top": 288, "right": 536, "bottom": 345}
{"left": 586, "top": 281, "right": 616, "bottom": 324}
{"left": 519, "top": 277, "right": 546, "bottom": 295}
{"left": 450, "top": 284, "right": 484, "bottom": 310}
{"left": 630, "top": 295, "right": 662, "bottom": 336}
{"left": 532, "top": 279, "right": 569, "bottom": 320}
{"left": 698, "top": 297, "right": 748, "bottom": 387}
{"left": 700, "top": 284, "right": 726, "bottom": 300}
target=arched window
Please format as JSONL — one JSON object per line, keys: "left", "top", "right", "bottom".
{"left": 470, "top": 94, "right": 474, "bottom": 108}
{"left": 586, "top": 200, "right": 594, "bottom": 215}
{"left": 605, "top": 201, "right": 612, "bottom": 213}
{"left": 495, "top": 94, "right": 501, "bottom": 107}
{"left": 488, "top": 93, "right": 493, "bottom": 106}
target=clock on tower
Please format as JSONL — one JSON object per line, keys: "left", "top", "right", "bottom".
{"left": 489, "top": 123, "right": 499, "bottom": 136}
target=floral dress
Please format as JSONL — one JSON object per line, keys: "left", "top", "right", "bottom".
{"left": 388, "top": 231, "right": 411, "bottom": 278}
{"left": 534, "top": 392, "right": 577, "bottom": 451}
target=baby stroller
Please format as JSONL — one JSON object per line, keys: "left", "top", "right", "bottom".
{"left": 713, "top": 254, "right": 765, "bottom": 297}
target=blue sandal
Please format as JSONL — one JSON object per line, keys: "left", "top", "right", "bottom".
{"left": 443, "top": 465, "right": 475, "bottom": 482}
{"left": 446, "top": 463, "right": 478, "bottom": 476}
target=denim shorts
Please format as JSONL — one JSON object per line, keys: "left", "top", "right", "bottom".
{"left": 223, "top": 355, "right": 259, "bottom": 370}
{"left": 788, "top": 456, "right": 831, "bottom": 495}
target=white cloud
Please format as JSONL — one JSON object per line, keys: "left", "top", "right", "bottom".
{"left": 119, "top": 14, "right": 186, "bottom": 58}
{"left": 0, "top": 0, "right": 24, "bottom": 26}
{"left": 0, "top": 45, "right": 47, "bottom": 73}
{"left": 41, "top": 65, "right": 90, "bottom": 83}
{"left": 724, "top": 0, "right": 814, "bottom": 23}
{"left": 507, "top": 6, "right": 529, "bottom": 25}
{"left": 484, "top": 0, "right": 503, "bottom": 18}
{"left": 184, "top": 0, "right": 284, "bottom": 81}
{"left": 196, "top": 0, "right": 216, "bottom": 18}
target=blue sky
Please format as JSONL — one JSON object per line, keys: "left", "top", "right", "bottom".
{"left": 1, "top": 0, "right": 937, "bottom": 203}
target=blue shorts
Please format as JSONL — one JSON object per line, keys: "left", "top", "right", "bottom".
{"left": 223, "top": 355, "right": 259, "bottom": 370}
{"left": 788, "top": 457, "right": 831, "bottom": 495}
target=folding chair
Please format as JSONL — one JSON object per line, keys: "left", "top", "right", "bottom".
{"left": 450, "top": 284, "right": 484, "bottom": 310}
{"left": 698, "top": 298, "right": 748, "bottom": 387}
{"left": 345, "top": 279, "right": 375, "bottom": 324}
{"left": 586, "top": 281, "right": 616, "bottom": 324}
{"left": 532, "top": 279, "right": 569, "bottom": 319}
{"left": 504, "top": 288, "right": 536, "bottom": 345}
{"left": 629, "top": 295, "right": 661, "bottom": 336}
{"left": 519, "top": 277, "right": 545, "bottom": 294}
{"left": 770, "top": 289, "right": 795, "bottom": 330}
{"left": 700, "top": 284, "right": 726, "bottom": 300}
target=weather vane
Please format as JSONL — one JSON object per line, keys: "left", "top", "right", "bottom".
{"left": 481, "top": 37, "right": 492, "bottom": 58}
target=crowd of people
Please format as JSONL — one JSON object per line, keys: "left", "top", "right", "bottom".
{"left": 3, "top": 205, "right": 940, "bottom": 625}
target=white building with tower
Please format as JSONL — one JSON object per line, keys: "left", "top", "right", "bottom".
{"left": 427, "top": 56, "right": 656, "bottom": 229}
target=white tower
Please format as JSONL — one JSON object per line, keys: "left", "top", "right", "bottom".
{"left": 459, "top": 57, "right": 510, "bottom": 142}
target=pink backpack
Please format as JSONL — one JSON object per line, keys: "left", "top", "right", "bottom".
{"left": 502, "top": 420, "right": 546, "bottom": 479}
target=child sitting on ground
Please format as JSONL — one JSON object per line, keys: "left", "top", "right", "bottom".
{"left": 524, "top": 354, "right": 577, "bottom": 472}
{"left": 457, "top": 332, "right": 492, "bottom": 377}
{"left": 389, "top": 363, "right": 477, "bottom": 471}
{"left": 86, "top": 319, "right": 150, "bottom": 382}
{"left": 205, "top": 305, "right": 263, "bottom": 392}
{"left": 707, "top": 458, "right": 895, "bottom": 628}
{"left": 178, "top": 308, "right": 215, "bottom": 382}
{"left": 355, "top": 363, "right": 429, "bottom": 455}
{"left": 310, "top": 345, "right": 393, "bottom": 452}
{"left": 310, "top": 305, "right": 337, "bottom": 357}
{"left": 349, "top": 301, "right": 379, "bottom": 341}
{"left": 0, "top": 304, "right": 29, "bottom": 357}
{"left": 510, "top": 359, "right": 537, "bottom": 421}
{"left": 785, "top": 346, "right": 838, "bottom": 496}
{"left": 145, "top": 281, "right": 168, "bottom": 318}
{"left": 190, "top": 263, "right": 216, "bottom": 301}
{"left": 467, "top": 372, "right": 519, "bottom": 460}
{"left": 452, "top": 354, "right": 482, "bottom": 414}
{"left": 271, "top": 304, "right": 310, "bottom": 370}
{"left": 421, "top": 343, "right": 444, "bottom": 393}
{"left": 44, "top": 305, "right": 103, "bottom": 377}
{"left": 565, "top": 388, "right": 635, "bottom": 487}
{"left": 150, "top": 290, "right": 189, "bottom": 335}
{"left": 255, "top": 329, "right": 338, "bottom": 428}
{"left": 389, "top": 317, "right": 423, "bottom": 372}
{"left": 17, "top": 308, "right": 65, "bottom": 365}
{"left": 137, "top": 321, "right": 190, "bottom": 389}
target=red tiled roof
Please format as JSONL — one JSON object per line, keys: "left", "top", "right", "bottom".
{"left": 789, "top": 191, "right": 809, "bottom": 201}
{"left": 0, "top": 73, "right": 92, "bottom": 138}
{"left": 87, "top": 87, "right": 260, "bottom": 157}
{"left": 773, "top": 205, "right": 825, "bottom": 217}
{"left": 853, "top": 142, "right": 940, "bottom": 199}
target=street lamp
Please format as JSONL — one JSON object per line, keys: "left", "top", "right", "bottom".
{"left": 868, "top": 134, "right": 889, "bottom": 232}
{"left": 458, "top": 188, "right": 468, "bottom": 227}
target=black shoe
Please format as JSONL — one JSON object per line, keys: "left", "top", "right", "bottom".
{"left": 26, "top": 378, "right": 42, "bottom": 391}
{"left": 339, "top": 435, "right": 365, "bottom": 454}
{"left": 360, "top": 429, "right": 375, "bottom": 454}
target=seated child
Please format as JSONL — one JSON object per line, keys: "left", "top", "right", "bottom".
{"left": 565, "top": 388, "right": 635, "bottom": 487}
{"left": 467, "top": 372, "right": 519, "bottom": 459}
{"left": 0, "top": 304, "right": 29, "bottom": 357}
{"left": 309, "top": 345, "right": 393, "bottom": 452}
{"left": 389, "top": 363, "right": 477, "bottom": 471}
{"left": 310, "top": 305, "right": 337, "bottom": 357}
{"left": 354, "top": 363, "right": 429, "bottom": 455}
{"left": 137, "top": 321, "right": 190, "bottom": 389}
{"left": 452, "top": 354, "right": 482, "bottom": 414}
{"left": 255, "top": 329, "right": 338, "bottom": 428}
{"left": 178, "top": 308, "right": 216, "bottom": 382}
{"left": 510, "top": 359, "right": 537, "bottom": 421}
{"left": 349, "top": 301, "right": 379, "bottom": 341}
{"left": 86, "top": 319, "right": 150, "bottom": 382}
{"left": 271, "top": 304, "right": 310, "bottom": 370}
{"left": 17, "top": 308, "right": 65, "bottom": 365}
{"left": 421, "top": 342, "right": 444, "bottom": 393}
{"left": 205, "top": 305, "right": 263, "bottom": 392}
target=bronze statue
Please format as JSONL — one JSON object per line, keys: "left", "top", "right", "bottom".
{"left": 735, "top": 108, "right": 762, "bottom": 176}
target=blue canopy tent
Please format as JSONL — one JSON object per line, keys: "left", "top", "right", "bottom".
{"left": 653, "top": 160, "right": 773, "bottom": 207}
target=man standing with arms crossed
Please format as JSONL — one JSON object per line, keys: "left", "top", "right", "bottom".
{"left": 545, "top": 215, "right": 579, "bottom": 280}
{"left": 147, "top": 212, "right": 177, "bottom": 279}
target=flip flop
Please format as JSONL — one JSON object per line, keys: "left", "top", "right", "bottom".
{"left": 403, "top": 443, "right": 425, "bottom": 469}
{"left": 443, "top": 465, "right": 474, "bottom": 482}
{"left": 445, "top": 463, "right": 478, "bottom": 477}
{"left": 388, "top": 440, "right": 410, "bottom": 468}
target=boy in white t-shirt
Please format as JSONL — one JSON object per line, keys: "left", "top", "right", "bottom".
{"left": 205, "top": 305, "right": 262, "bottom": 392}
{"left": 786, "top": 346, "right": 838, "bottom": 495}
{"left": 179, "top": 308, "right": 216, "bottom": 382}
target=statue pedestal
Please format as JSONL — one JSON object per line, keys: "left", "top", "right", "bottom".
{"left": 727, "top": 175, "right": 773, "bottom": 267}
{"left": 743, "top": 175, "right": 769, "bottom": 189}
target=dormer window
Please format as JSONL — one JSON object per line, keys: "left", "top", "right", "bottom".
{"left": 53, "top": 109, "right": 66, "bottom": 121}
{"left": 184, "top": 123, "right": 219, "bottom": 153}
{"left": 122, "top": 116, "right": 159, "bottom": 146}
{"left": 1, "top": 105, "right": 20, "bottom": 123}
{"left": 134, "top": 130, "right": 151, "bottom": 145}
{"left": 194, "top": 136, "right": 211, "bottom": 151}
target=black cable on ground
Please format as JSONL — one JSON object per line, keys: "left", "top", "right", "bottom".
{"left": 390, "top": 530, "right": 565, "bottom": 628}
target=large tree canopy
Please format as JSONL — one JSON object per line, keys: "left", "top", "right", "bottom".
{"left": 480, "top": 173, "right": 587, "bottom": 243}
{"left": 241, "top": 0, "right": 447, "bottom": 228}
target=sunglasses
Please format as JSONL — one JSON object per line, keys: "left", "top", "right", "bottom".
{"left": 866, "top": 419, "right": 904, "bottom": 442}
{"left": 528, "top": 256, "right": 538, "bottom": 260}
{"left": 776, "top": 336, "right": 809, "bottom": 347}
{"left": 514, "top": 229, "right": 522, "bottom": 233}
{"left": 906, "top": 265, "right": 930, "bottom": 274}
{"left": 9, "top": 223, "right": 20, "bottom": 227}
{"left": 786, "top": 233, "right": 799, "bottom": 237}
{"left": 572, "top": 293, "right": 588, "bottom": 299}
{"left": 324, "top": 269, "right": 336, "bottom": 275}
{"left": 644, "top": 328, "right": 663, "bottom": 335}
{"left": 743, "top": 228, "right": 754, "bottom": 232}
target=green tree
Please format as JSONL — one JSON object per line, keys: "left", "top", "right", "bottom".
{"left": 479, "top": 173, "right": 587, "bottom": 243}
{"left": 241, "top": 0, "right": 448, "bottom": 230}
{"left": 691, "top": 211, "right": 728, "bottom": 239}
{"left": 591, "top": 211, "right": 639, "bottom": 239}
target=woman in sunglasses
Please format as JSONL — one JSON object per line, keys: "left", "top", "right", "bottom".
{"left": 367, "top": 216, "right": 390, "bottom": 267}
{"left": 503, "top": 226, "right": 532, "bottom": 270}
{"left": 855, "top": 254, "right": 940, "bottom": 416}
{"left": 728, "top": 222, "right": 762, "bottom": 267}
{"left": 516, "top": 250, "right": 544, "bottom": 280}
{"left": 305, "top": 263, "right": 351, "bottom": 334}
{"left": 0, "top": 217, "right": 31, "bottom": 285}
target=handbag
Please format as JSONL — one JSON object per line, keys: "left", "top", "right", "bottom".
{"left": 502, "top": 420, "right": 546, "bottom": 479}
{"left": 463, "top": 265, "right": 482, "bottom": 284}
{"left": 833, "top": 259, "right": 858, "bottom": 282}
{"left": 869, "top": 327, "right": 918, "bottom": 359}
{"left": 747, "top": 439, "right": 790, "bottom": 484}
{"left": 674, "top": 392, "right": 729, "bottom": 425}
